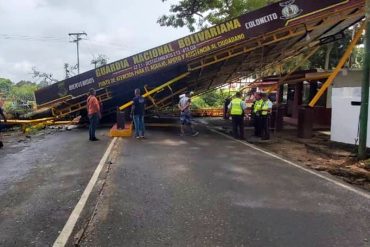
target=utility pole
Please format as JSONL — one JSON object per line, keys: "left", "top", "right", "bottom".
{"left": 358, "top": 1, "right": 370, "bottom": 159}
{"left": 68, "top": 32, "right": 87, "bottom": 74}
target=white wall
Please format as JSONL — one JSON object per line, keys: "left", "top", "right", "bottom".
{"left": 331, "top": 86, "right": 370, "bottom": 146}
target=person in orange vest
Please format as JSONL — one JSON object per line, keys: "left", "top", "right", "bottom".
{"left": 0, "top": 97, "right": 7, "bottom": 148}
{"left": 228, "top": 92, "right": 247, "bottom": 140}
{"left": 87, "top": 88, "right": 101, "bottom": 141}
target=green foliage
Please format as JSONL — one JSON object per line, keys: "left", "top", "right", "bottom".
{"left": 10, "top": 81, "right": 39, "bottom": 102}
{"left": 351, "top": 47, "right": 365, "bottom": 69}
{"left": 158, "top": 0, "right": 279, "bottom": 32}
{"left": 0, "top": 78, "right": 12, "bottom": 94}
{"left": 202, "top": 90, "right": 225, "bottom": 106}
{"left": 0, "top": 78, "right": 40, "bottom": 116}
{"left": 191, "top": 96, "right": 208, "bottom": 109}
{"left": 192, "top": 90, "right": 227, "bottom": 109}
{"left": 6, "top": 81, "right": 38, "bottom": 116}
{"left": 309, "top": 36, "right": 351, "bottom": 70}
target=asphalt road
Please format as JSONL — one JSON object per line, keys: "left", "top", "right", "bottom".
{"left": 0, "top": 128, "right": 110, "bottom": 246}
{"left": 80, "top": 127, "right": 370, "bottom": 247}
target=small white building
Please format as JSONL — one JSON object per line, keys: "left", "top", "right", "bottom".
{"left": 329, "top": 70, "right": 370, "bottom": 147}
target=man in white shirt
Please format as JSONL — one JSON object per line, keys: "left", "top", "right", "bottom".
{"left": 178, "top": 92, "right": 199, "bottom": 136}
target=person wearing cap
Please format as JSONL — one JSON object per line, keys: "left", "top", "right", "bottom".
{"left": 228, "top": 92, "right": 247, "bottom": 140}
{"left": 87, "top": 88, "right": 101, "bottom": 141}
{"left": 252, "top": 92, "right": 263, "bottom": 137}
{"left": 178, "top": 91, "right": 199, "bottom": 136}
{"left": 259, "top": 93, "right": 273, "bottom": 140}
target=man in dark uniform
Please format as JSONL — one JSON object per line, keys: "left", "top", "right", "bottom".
{"left": 228, "top": 92, "right": 247, "bottom": 140}
{"left": 251, "top": 92, "right": 263, "bottom": 137}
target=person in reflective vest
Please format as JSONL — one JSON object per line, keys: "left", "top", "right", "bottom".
{"left": 228, "top": 92, "right": 247, "bottom": 140}
{"left": 259, "top": 93, "right": 273, "bottom": 140}
{"left": 252, "top": 92, "right": 263, "bottom": 137}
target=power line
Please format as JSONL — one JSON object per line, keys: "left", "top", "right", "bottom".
{"left": 68, "top": 32, "right": 87, "bottom": 74}
{"left": 0, "top": 34, "right": 67, "bottom": 42}
{"left": 84, "top": 39, "right": 128, "bottom": 49}
{"left": 0, "top": 33, "right": 131, "bottom": 50}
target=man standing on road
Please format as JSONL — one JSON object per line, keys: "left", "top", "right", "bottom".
{"left": 87, "top": 88, "right": 101, "bottom": 141}
{"left": 178, "top": 91, "right": 199, "bottom": 137}
{"left": 259, "top": 93, "right": 273, "bottom": 140}
{"left": 131, "top": 88, "right": 146, "bottom": 139}
{"left": 223, "top": 97, "right": 231, "bottom": 120}
{"left": 252, "top": 92, "right": 263, "bottom": 137}
{"left": 228, "top": 92, "right": 247, "bottom": 140}
{"left": 0, "top": 96, "right": 7, "bottom": 148}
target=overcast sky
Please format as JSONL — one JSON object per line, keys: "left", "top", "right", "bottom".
{"left": 0, "top": 0, "right": 189, "bottom": 83}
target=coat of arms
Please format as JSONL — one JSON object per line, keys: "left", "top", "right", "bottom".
{"left": 280, "top": 0, "right": 303, "bottom": 19}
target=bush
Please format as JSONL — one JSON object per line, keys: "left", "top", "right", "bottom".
{"left": 192, "top": 90, "right": 228, "bottom": 109}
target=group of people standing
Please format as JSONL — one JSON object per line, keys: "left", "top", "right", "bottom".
{"left": 227, "top": 92, "right": 272, "bottom": 140}
{"left": 2, "top": 87, "right": 270, "bottom": 148}
{"left": 86, "top": 88, "right": 271, "bottom": 142}
{"left": 251, "top": 92, "right": 273, "bottom": 140}
{"left": 86, "top": 88, "right": 198, "bottom": 141}
{"left": 86, "top": 88, "right": 147, "bottom": 141}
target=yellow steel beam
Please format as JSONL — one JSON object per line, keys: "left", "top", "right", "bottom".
{"left": 36, "top": 95, "right": 73, "bottom": 109}
{"left": 146, "top": 87, "right": 188, "bottom": 110}
{"left": 146, "top": 80, "right": 200, "bottom": 110}
{"left": 52, "top": 88, "right": 112, "bottom": 117}
{"left": 150, "top": 81, "right": 201, "bottom": 110}
{"left": 144, "top": 86, "right": 158, "bottom": 108}
{"left": 309, "top": 21, "right": 365, "bottom": 107}
{"left": 119, "top": 72, "right": 190, "bottom": 111}
{"left": 1, "top": 117, "right": 55, "bottom": 125}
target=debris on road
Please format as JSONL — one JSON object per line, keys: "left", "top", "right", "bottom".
{"left": 253, "top": 130, "right": 370, "bottom": 191}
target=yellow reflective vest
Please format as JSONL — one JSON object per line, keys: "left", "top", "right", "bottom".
{"left": 261, "top": 100, "right": 271, "bottom": 116}
{"left": 253, "top": 99, "right": 263, "bottom": 113}
{"left": 230, "top": 98, "right": 243, "bottom": 115}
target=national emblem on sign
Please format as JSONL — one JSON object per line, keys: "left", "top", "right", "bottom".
{"left": 280, "top": 0, "right": 302, "bottom": 19}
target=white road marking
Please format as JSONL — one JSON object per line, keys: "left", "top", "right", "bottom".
{"left": 53, "top": 137, "right": 118, "bottom": 247}
{"left": 209, "top": 128, "right": 370, "bottom": 200}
